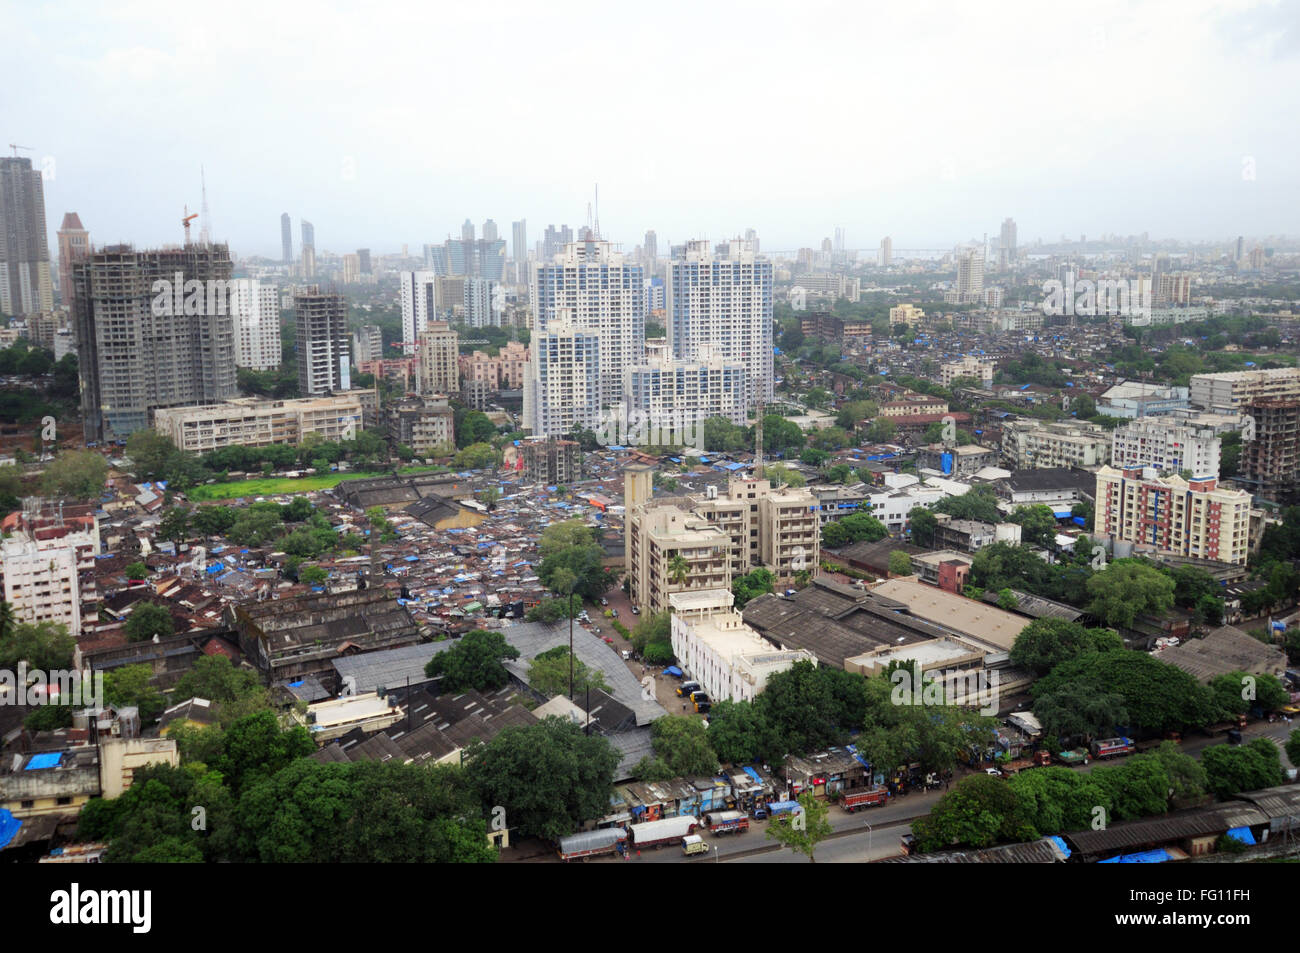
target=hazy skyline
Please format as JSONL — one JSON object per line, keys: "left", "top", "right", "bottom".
{"left": 7, "top": 0, "right": 1299, "bottom": 258}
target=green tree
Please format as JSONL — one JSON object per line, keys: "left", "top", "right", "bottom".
{"left": 464, "top": 716, "right": 620, "bottom": 841}
{"left": 528, "top": 646, "right": 610, "bottom": 698}
{"left": 888, "top": 550, "right": 913, "bottom": 576}
{"left": 629, "top": 611, "right": 670, "bottom": 654}
{"left": 125, "top": 561, "right": 148, "bottom": 581}
{"left": 126, "top": 430, "right": 185, "bottom": 481}
{"left": 1010, "top": 504, "right": 1057, "bottom": 548}
{"left": 668, "top": 553, "right": 690, "bottom": 586}
{"left": 911, "top": 774, "right": 1035, "bottom": 851}
{"left": 425, "top": 629, "right": 520, "bottom": 692}
{"left": 908, "top": 507, "right": 938, "bottom": 546}
{"left": 764, "top": 791, "right": 833, "bottom": 862}
{"left": 1008, "top": 766, "right": 1112, "bottom": 836}
{"left": 763, "top": 462, "right": 805, "bottom": 487}
{"left": 1208, "top": 671, "right": 1290, "bottom": 716}
{"left": 732, "top": 567, "right": 776, "bottom": 609}
{"left": 215, "top": 709, "right": 315, "bottom": 796}
{"left": 102, "top": 664, "right": 167, "bottom": 724}
{"left": 299, "top": 565, "right": 329, "bottom": 586}
{"left": 157, "top": 506, "right": 192, "bottom": 544}
{"left": 125, "top": 602, "right": 175, "bottom": 643}
{"left": 822, "top": 511, "right": 888, "bottom": 549}
{"left": 650, "top": 716, "right": 719, "bottom": 776}
{"left": 865, "top": 417, "right": 897, "bottom": 443}
{"left": 0, "top": 619, "right": 75, "bottom": 670}
{"left": 1009, "top": 619, "right": 1124, "bottom": 675}
{"left": 1086, "top": 559, "right": 1176, "bottom": 629}
{"left": 453, "top": 442, "right": 499, "bottom": 470}
{"left": 42, "top": 450, "right": 108, "bottom": 500}
{"left": 706, "top": 699, "right": 775, "bottom": 764}
{"left": 1201, "top": 739, "right": 1285, "bottom": 797}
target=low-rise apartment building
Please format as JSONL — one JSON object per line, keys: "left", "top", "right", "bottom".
{"left": 154, "top": 392, "right": 373, "bottom": 452}
{"left": 1001, "top": 419, "right": 1111, "bottom": 469}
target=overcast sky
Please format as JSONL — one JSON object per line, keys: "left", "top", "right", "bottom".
{"left": 7, "top": 0, "right": 1299, "bottom": 258}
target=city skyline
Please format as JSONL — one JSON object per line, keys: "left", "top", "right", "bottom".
{"left": 6, "top": 0, "right": 1299, "bottom": 256}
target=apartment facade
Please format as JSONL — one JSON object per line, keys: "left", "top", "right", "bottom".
{"left": 386, "top": 396, "right": 455, "bottom": 456}
{"left": 0, "top": 157, "right": 54, "bottom": 316}
{"left": 668, "top": 239, "right": 774, "bottom": 409}
{"left": 1111, "top": 418, "right": 1221, "bottom": 478}
{"left": 230, "top": 279, "right": 281, "bottom": 371}
{"left": 1095, "top": 466, "right": 1253, "bottom": 565}
{"left": 1239, "top": 398, "right": 1300, "bottom": 497}
{"left": 522, "top": 312, "right": 601, "bottom": 436}
{"left": 56, "top": 212, "right": 90, "bottom": 306}
{"left": 624, "top": 351, "right": 749, "bottom": 431}
{"left": 153, "top": 392, "right": 369, "bottom": 452}
{"left": 398, "top": 271, "right": 438, "bottom": 356}
{"left": 416, "top": 321, "right": 459, "bottom": 395}
{"left": 1190, "top": 368, "right": 1300, "bottom": 414}
{"left": 889, "top": 303, "right": 924, "bottom": 327}
{"left": 1001, "top": 419, "right": 1111, "bottom": 469}
{"left": 460, "top": 341, "right": 528, "bottom": 391}
{"left": 940, "top": 356, "right": 994, "bottom": 388}
{"left": 532, "top": 239, "right": 645, "bottom": 407}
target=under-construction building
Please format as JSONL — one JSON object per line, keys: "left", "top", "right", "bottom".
{"left": 1241, "top": 398, "right": 1300, "bottom": 500}
{"left": 72, "top": 243, "right": 238, "bottom": 442}
{"left": 295, "top": 286, "right": 350, "bottom": 395}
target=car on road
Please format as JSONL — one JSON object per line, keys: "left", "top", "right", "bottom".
{"left": 610, "top": 608, "right": 618, "bottom": 618}
{"left": 681, "top": 834, "right": 710, "bottom": 856}
{"left": 600, "top": 598, "right": 608, "bottom": 606}
{"left": 631, "top": 606, "right": 640, "bottom": 615}
{"left": 984, "top": 767, "right": 1002, "bottom": 776}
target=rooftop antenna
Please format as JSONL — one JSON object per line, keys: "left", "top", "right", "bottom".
{"left": 199, "top": 166, "right": 211, "bottom": 246}
{"left": 594, "top": 183, "right": 600, "bottom": 241}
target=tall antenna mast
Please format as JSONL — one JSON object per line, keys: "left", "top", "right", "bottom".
{"left": 594, "top": 183, "right": 600, "bottom": 240}
{"left": 199, "top": 166, "right": 211, "bottom": 246}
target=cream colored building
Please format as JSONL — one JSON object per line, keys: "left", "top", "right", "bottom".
{"left": 1095, "top": 466, "right": 1253, "bottom": 565}
{"left": 889, "top": 303, "right": 925, "bottom": 327}
{"left": 417, "top": 321, "right": 460, "bottom": 395}
{"left": 99, "top": 736, "right": 179, "bottom": 799}
{"left": 1001, "top": 418, "right": 1110, "bottom": 469}
{"left": 1189, "top": 367, "right": 1300, "bottom": 415}
{"left": 940, "top": 356, "right": 995, "bottom": 388}
{"left": 153, "top": 392, "right": 372, "bottom": 452}
{"left": 669, "top": 589, "right": 815, "bottom": 703}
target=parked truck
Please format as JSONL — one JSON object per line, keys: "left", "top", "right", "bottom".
{"left": 766, "top": 800, "right": 803, "bottom": 822}
{"left": 557, "top": 828, "right": 627, "bottom": 862}
{"left": 999, "top": 751, "right": 1052, "bottom": 777}
{"left": 628, "top": 815, "right": 699, "bottom": 850}
{"left": 1089, "top": 737, "right": 1135, "bottom": 759}
{"left": 1053, "top": 748, "right": 1090, "bottom": 767}
{"left": 840, "top": 786, "right": 889, "bottom": 812}
{"left": 703, "top": 810, "right": 750, "bottom": 835}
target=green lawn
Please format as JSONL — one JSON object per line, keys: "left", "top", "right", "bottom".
{"left": 185, "top": 465, "right": 449, "bottom": 501}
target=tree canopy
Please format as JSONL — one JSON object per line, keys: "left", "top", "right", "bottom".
{"left": 424, "top": 629, "right": 520, "bottom": 692}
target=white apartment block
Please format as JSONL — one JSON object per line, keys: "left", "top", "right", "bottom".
{"left": 1189, "top": 367, "right": 1300, "bottom": 414}
{"left": 862, "top": 474, "right": 971, "bottom": 534}
{"left": 1095, "top": 467, "right": 1253, "bottom": 566}
{"left": 416, "top": 322, "right": 459, "bottom": 396}
{"left": 153, "top": 392, "right": 370, "bottom": 452}
{"left": 940, "top": 356, "right": 994, "bottom": 388}
{"left": 464, "top": 277, "right": 499, "bottom": 328}
{"left": 624, "top": 350, "right": 748, "bottom": 432}
{"left": 229, "top": 279, "right": 282, "bottom": 371}
{"left": 1111, "top": 418, "right": 1221, "bottom": 479}
{"left": 522, "top": 312, "right": 602, "bottom": 437}
{"left": 669, "top": 589, "right": 815, "bottom": 703}
{"left": 399, "top": 271, "right": 438, "bottom": 356}
{"left": 668, "top": 240, "right": 774, "bottom": 409}
{"left": 532, "top": 240, "right": 645, "bottom": 408}
{"left": 0, "top": 537, "right": 80, "bottom": 637}
{"left": 1001, "top": 419, "right": 1111, "bottom": 469}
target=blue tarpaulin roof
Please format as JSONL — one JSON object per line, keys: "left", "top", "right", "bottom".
{"left": 0, "top": 810, "right": 20, "bottom": 850}
{"left": 1226, "top": 826, "right": 1257, "bottom": 845}
{"left": 404, "top": 555, "right": 419, "bottom": 562}
{"left": 742, "top": 766, "right": 763, "bottom": 784}
{"left": 1072, "top": 516, "right": 1087, "bottom": 526}
{"left": 663, "top": 666, "right": 683, "bottom": 677}
{"left": 25, "top": 753, "right": 62, "bottom": 771}
{"left": 205, "top": 563, "right": 223, "bottom": 574}
{"left": 1053, "top": 511, "right": 1072, "bottom": 519}
{"left": 1099, "top": 849, "right": 1173, "bottom": 863}
{"left": 1048, "top": 836, "right": 1072, "bottom": 859}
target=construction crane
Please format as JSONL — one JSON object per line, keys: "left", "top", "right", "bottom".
{"left": 182, "top": 205, "right": 198, "bottom": 244}
{"left": 8, "top": 144, "right": 33, "bottom": 156}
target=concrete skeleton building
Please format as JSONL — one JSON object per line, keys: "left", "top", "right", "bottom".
{"left": 72, "top": 243, "right": 238, "bottom": 442}
{"left": 294, "top": 287, "right": 351, "bottom": 395}
{"left": 153, "top": 392, "right": 370, "bottom": 452}
{"left": 1239, "top": 398, "right": 1300, "bottom": 498}
{"left": 515, "top": 436, "right": 582, "bottom": 485}
{"left": 668, "top": 588, "right": 816, "bottom": 704}
{"left": 352, "top": 324, "right": 384, "bottom": 367}
{"left": 1095, "top": 466, "right": 1254, "bottom": 566}
{"left": 1111, "top": 417, "right": 1221, "bottom": 478}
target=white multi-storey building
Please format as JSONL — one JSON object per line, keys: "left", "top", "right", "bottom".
{"left": 464, "top": 277, "right": 499, "bottom": 328}
{"left": 532, "top": 239, "right": 644, "bottom": 407}
{"left": 1189, "top": 367, "right": 1300, "bottom": 414}
{"left": 398, "top": 271, "right": 438, "bottom": 356}
{"left": 668, "top": 239, "right": 774, "bottom": 409}
{"left": 229, "top": 279, "right": 281, "bottom": 372}
{"left": 1111, "top": 418, "right": 1221, "bottom": 479}
{"left": 624, "top": 349, "right": 748, "bottom": 434}
{"left": 523, "top": 311, "right": 601, "bottom": 436}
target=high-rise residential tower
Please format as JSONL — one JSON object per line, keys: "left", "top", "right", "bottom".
{"left": 0, "top": 157, "right": 54, "bottom": 316}
{"left": 512, "top": 219, "right": 528, "bottom": 282}
{"left": 295, "top": 287, "right": 350, "bottom": 395}
{"left": 72, "top": 243, "right": 238, "bottom": 442}
{"left": 523, "top": 311, "right": 601, "bottom": 436}
{"left": 416, "top": 321, "right": 459, "bottom": 395}
{"left": 230, "top": 279, "right": 282, "bottom": 372}
{"left": 482, "top": 219, "right": 498, "bottom": 242}
{"left": 57, "top": 212, "right": 90, "bottom": 306}
{"left": 1000, "top": 218, "right": 1017, "bottom": 265}
{"left": 532, "top": 238, "right": 645, "bottom": 407}
{"left": 399, "top": 271, "right": 438, "bottom": 355}
{"left": 667, "top": 239, "right": 774, "bottom": 408}
{"left": 301, "top": 220, "right": 316, "bottom": 277}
